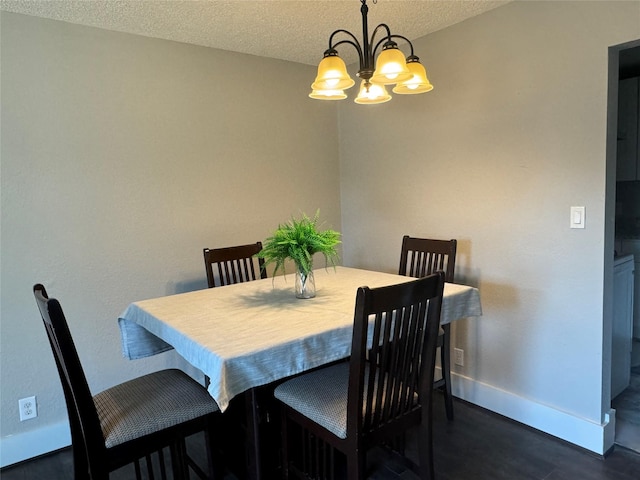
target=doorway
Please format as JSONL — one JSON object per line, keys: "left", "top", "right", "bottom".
{"left": 609, "top": 39, "right": 640, "bottom": 453}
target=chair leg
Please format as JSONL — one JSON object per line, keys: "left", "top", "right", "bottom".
{"left": 145, "top": 454, "right": 155, "bottom": 480}
{"left": 203, "top": 418, "right": 223, "bottom": 480}
{"left": 71, "top": 445, "right": 90, "bottom": 480}
{"left": 184, "top": 423, "right": 220, "bottom": 480}
{"left": 69, "top": 417, "right": 90, "bottom": 480}
{"left": 440, "top": 324, "right": 454, "bottom": 421}
{"left": 158, "top": 448, "right": 168, "bottom": 480}
{"left": 179, "top": 440, "right": 191, "bottom": 478}
{"left": 346, "top": 450, "right": 365, "bottom": 480}
{"left": 134, "top": 458, "right": 143, "bottom": 480}
{"left": 170, "top": 440, "right": 189, "bottom": 478}
{"left": 416, "top": 420, "right": 435, "bottom": 480}
{"left": 280, "top": 408, "right": 290, "bottom": 480}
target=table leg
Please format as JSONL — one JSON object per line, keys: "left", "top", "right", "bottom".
{"left": 220, "top": 386, "right": 280, "bottom": 480}
{"left": 245, "top": 388, "right": 262, "bottom": 480}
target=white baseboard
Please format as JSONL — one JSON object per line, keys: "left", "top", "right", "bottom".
{"left": 0, "top": 421, "right": 71, "bottom": 468}
{"left": 452, "top": 371, "right": 616, "bottom": 455}
{"left": 0, "top": 374, "right": 617, "bottom": 467}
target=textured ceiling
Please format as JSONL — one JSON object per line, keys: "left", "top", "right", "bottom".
{"left": 0, "top": 0, "right": 511, "bottom": 65}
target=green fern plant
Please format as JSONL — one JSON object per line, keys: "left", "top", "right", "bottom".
{"left": 258, "top": 211, "right": 341, "bottom": 277}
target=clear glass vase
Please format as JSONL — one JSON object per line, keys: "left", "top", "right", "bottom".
{"left": 295, "top": 268, "right": 316, "bottom": 299}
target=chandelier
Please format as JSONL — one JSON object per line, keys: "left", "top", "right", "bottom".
{"left": 310, "top": 0, "right": 433, "bottom": 104}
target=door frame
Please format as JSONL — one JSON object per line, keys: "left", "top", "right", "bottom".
{"left": 604, "top": 38, "right": 640, "bottom": 448}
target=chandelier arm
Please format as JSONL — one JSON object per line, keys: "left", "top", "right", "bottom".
{"left": 329, "top": 30, "right": 364, "bottom": 67}
{"left": 370, "top": 23, "right": 392, "bottom": 47}
{"left": 372, "top": 34, "right": 416, "bottom": 59}
{"left": 388, "top": 35, "right": 416, "bottom": 57}
{"left": 329, "top": 29, "right": 363, "bottom": 53}
{"left": 330, "top": 39, "right": 365, "bottom": 68}
{"left": 369, "top": 23, "right": 392, "bottom": 60}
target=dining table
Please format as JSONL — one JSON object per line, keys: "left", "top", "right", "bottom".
{"left": 118, "top": 266, "right": 482, "bottom": 479}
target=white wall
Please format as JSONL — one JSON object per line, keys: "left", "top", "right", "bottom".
{"left": 339, "top": 0, "right": 639, "bottom": 454}
{"left": 0, "top": 12, "right": 341, "bottom": 466}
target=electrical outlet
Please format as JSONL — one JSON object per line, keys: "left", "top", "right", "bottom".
{"left": 454, "top": 348, "right": 464, "bottom": 367}
{"left": 19, "top": 396, "right": 37, "bottom": 421}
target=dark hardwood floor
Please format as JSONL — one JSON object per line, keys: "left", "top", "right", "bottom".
{"left": 612, "top": 362, "right": 640, "bottom": 452}
{"left": 3, "top": 393, "right": 639, "bottom": 480}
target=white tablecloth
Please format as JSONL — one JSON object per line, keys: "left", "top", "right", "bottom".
{"left": 119, "top": 266, "right": 481, "bottom": 411}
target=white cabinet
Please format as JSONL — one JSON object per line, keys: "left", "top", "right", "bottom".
{"left": 621, "top": 239, "right": 640, "bottom": 338}
{"left": 612, "top": 254, "right": 634, "bottom": 399}
{"left": 617, "top": 77, "right": 640, "bottom": 181}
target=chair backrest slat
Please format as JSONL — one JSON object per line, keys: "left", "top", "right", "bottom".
{"left": 348, "top": 272, "right": 445, "bottom": 440}
{"left": 203, "top": 242, "right": 267, "bottom": 288}
{"left": 399, "top": 236, "right": 457, "bottom": 283}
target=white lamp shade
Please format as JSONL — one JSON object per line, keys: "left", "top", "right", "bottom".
{"left": 370, "top": 47, "right": 412, "bottom": 85}
{"left": 392, "top": 61, "right": 434, "bottom": 94}
{"left": 311, "top": 55, "right": 355, "bottom": 91}
{"left": 354, "top": 81, "right": 392, "bottom": 104}
{"left": 309, "top": 88, "right": 347, "bottom": 100}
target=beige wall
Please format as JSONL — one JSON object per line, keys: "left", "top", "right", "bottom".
{"left": 0, "top": 12, "right": 340, "bottom": 465}
{"left": 2, "top": 0, "right": 640, "bottom": 466}
{"left": 339, "top": 0, "right": 639, "bottom": 453}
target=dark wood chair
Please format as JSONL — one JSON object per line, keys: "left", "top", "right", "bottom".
{"left": 33, "top": 284, "right": 221, "bottom": 480}
{"left": 399, "top": 235, "right": 457, "bottom": 421}
{"left": 203, "top": 242, "right": 266, "bottom": 288}
{"left": 274, "top": 272, "right": 445, "bottom": 480}
{"left": 202, "top": 241, "right": 268, "bottom": 471}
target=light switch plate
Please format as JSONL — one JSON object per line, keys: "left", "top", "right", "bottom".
{"left": 570, "top": 206, "right": 585, "bottom": 229}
